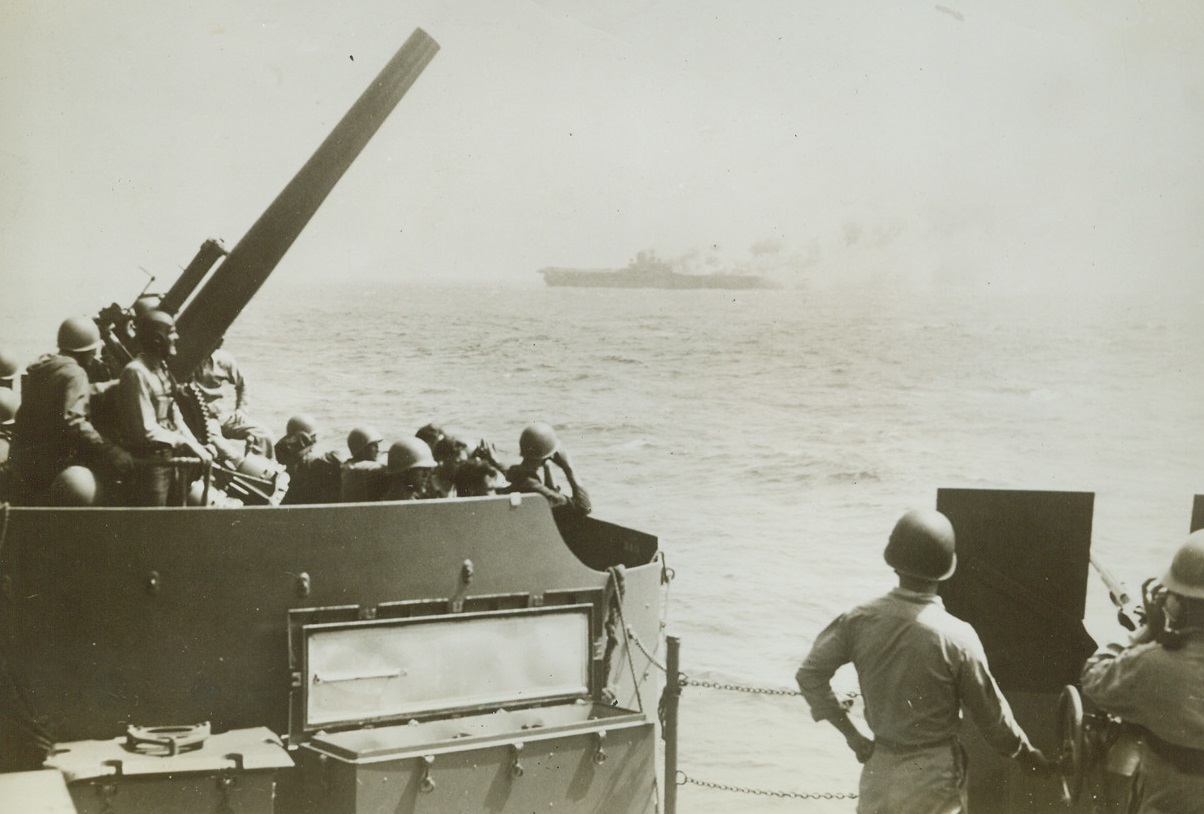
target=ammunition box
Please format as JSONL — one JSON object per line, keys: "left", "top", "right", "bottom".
{"left": 288, "top": 703, "right": 655, "bottom": 814}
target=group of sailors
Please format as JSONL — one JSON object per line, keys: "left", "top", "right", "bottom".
{"left": 274, "top": 416, "right": 590, "bottom": 512}
{"left": 0, "top": 305, "right": 590, "bottom": 514}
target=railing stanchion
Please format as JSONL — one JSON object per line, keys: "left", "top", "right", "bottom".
{"left": 665, "top": 635, "right": 681, "bottom": 814}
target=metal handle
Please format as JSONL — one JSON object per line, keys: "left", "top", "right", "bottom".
{"left": 312, "top": 669, "right": 402, "bottom": 684}
{"left": 419, "top": 755, "right": 436, "bottom": 793}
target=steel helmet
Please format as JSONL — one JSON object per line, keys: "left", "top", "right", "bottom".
{"left": 347, "top": 426, "right": 384, "bottom": 458}
{"left": 386, "top": 437, "right": 437, "bottom": 474}
{"left": 0, "top": 390, "right": 17, "bottom": 424}
{"left": 49, "top": 466, "right": 99, "bottom": 506}
{"left": 132, "top": 295, "right": 164, "bottom": 318}
{"left": 286, "top": 414, "right": 319, "bottom": 437}
{"left": 519, "top": 422, "right": 559, "bottom": 462}
{"left": 0, "top": 348, "right": 19, "bottom": 380}
{"left": 57, "top": 316, "right": 103, "bottom": 353}
{"left": 415, "top": 423, "right": 445, "bottom": 448}
{"left": 136, "top": 309, "right": 176, "bottom": 337}
{"left": 1162, "top": 530, "right": 1204, "bottom": 600}
{"left": 884, "top": 509, "right": 957, "bottom": 581}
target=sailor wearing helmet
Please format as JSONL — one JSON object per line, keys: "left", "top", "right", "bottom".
{"left": 339, "top": 425, "right": 387, "bottom": 502}
{"left": 10, "top": 316, "right": 134, "bottom": 503}
{"left": 276, "top": 414, "right": 343, "bottom": 504}
{"left": 502, "top": 422, "right": 591, "bottom": 516}
{"left": 1081, "top": 530, "right": 1204, "bottom": 813}
{"left": 118, "top": 310, "right": 213, "bottom": 505}
{"left": 380, "top": 437, "right": 438, "bottom": 501}
{"left": 796, "top": 509, "right": 1049, "bottom": 813}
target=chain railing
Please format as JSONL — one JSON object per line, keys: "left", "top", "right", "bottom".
{"left": 652, "top": 635, "right": 859, "bottom": 812}
{"left": 680, "top": 676, "right": 804, "bottom": 696}
{"left": 677, "top": 771, "right": 857, "bottom": 800}
{"left": 627, "top": 628, "right": 858, "bottom": 701}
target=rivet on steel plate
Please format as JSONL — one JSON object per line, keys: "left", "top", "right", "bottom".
{"left": 419, "top": 754, "right": 436, "bottom": 793}
{"left": 146, "top": 571, "right": 161, "bottom": 595}
{"left": 97, "top": 781, "right": 119, "bottom": 807}
{"left": 295, "top": 571, "right": 311, "bottom": 598}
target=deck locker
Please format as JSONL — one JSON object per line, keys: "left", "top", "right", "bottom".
{"left": 283, "top": 603, "right": 657, "bottom": 814}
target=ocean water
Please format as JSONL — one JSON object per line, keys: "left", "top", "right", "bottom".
{"left": 6, "top": 279, "right": 1204, "bottom": 812}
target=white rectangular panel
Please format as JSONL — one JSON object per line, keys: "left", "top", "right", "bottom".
{"left": 304, "top": 607, "right": 591, "bottom": 728}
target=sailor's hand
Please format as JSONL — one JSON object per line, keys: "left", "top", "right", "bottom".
{"left": 472, "top": 440, "right": 502, "bottom": 466}
{"left": 1016, "top": 746, "right": 1051, "bottom": 775}
{"left": 846, "top": 732, "right": 875, "bottom": 764}
{"left": 1138, "top": 578, "right": 1167, "bottom": 641}
{"left": 550, "top": 448, "right": 572, "bottom": 472}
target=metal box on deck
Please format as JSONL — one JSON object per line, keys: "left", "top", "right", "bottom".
{"left": 292, "top": 702, "right": 654, "bottom": 813}
{"left": 283, "top": 603, "right": 657, "bottom": 813}
{"left": 44, "top": 726, "right": 293, "bottom": 814}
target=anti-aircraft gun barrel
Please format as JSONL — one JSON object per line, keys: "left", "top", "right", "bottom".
{"left": 171, "top": 27, "right": 440, "bottom": 379}
{"left": 159, "top": 238, "right": 229, "bottom": 316}
{"left": 1091, "top": 552, "right": 1138, "bottom": 631}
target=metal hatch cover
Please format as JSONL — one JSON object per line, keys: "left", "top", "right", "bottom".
{"left": 293, "top": 605, "right": 594, "bottom": 736}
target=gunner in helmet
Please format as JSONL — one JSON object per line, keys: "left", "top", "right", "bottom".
{"left": 1081, "top": 530, "right": 1204, "bottom": 812}
{"left": 339, "top": 425, "right": 387, "bottom": 502}
{"left": 380, "top": 437, "right": 437, "bottom": 501}
{"left": 502, "top": 422, "right": 591, "bottom": 516}
{"left": 9, "top": 316, "right": 134, "bottom": 503}
{"left": 276, "top": 414, "right": 343, "bottom": 504}
{"left": 796, "top": 509, "right": 1048, "bottom": 812}
{"left": 118, "top": 310, "right": 213, "bottom": 505}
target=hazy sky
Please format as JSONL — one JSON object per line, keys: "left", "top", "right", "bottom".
{"left": 3, "top": 0, "right": 1203, "bottom": 309}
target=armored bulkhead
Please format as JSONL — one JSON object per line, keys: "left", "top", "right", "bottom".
{"left": 1, "top": 496, "right": 663, "bottom": 813}
{"left": 0, "top": 25, "right": 667, "bottom": 814}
